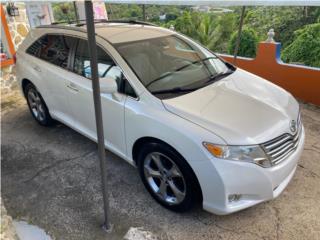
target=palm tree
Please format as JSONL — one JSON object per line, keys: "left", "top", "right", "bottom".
{"left": 197, "top": 14, "right": 219, "bottom": 49}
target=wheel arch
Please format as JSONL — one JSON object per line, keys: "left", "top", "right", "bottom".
{"left": 132, "top": 136, "right": 203, "bottom": 202}
{"left": 132, "top": 137, "right": 167, "bottom": 164}
{"left": 21, "top": 79, "right": 47, "bottom": 104}
{"left": 21, "top": 78, "right": 33, "bottom": 96}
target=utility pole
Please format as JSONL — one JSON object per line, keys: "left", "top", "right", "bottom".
{"left": 233, "top": 6, "right": 246, "bottom": 65}
{"left": 73, "top": 1, "right": 79, "bottom": 24}
{"left": 84, "top": 1, "right": 112, "bottom": 233}
{"left": 142, "top": 4, "right": 146, "bottom": 21}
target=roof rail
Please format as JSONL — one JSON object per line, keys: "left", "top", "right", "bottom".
{"left": 50, "top": 19, "right": 157, "bottom": 27}
{"left": 98, "top": 19, "right": 157, "bottom": 26}
{"left": 36, "top": 24, "right": 87, "bottom": 33}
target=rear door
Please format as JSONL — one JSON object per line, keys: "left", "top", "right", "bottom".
{"left": 27, "top": 34, "right": 77, "bottom": 124}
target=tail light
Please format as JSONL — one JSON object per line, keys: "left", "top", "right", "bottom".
{"left": 13, "top": 53, "right": 16, "bottom": 63}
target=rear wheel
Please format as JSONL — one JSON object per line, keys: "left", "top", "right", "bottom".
{"left": 25, "top": 83, "right": 54, "bottom": 126}
{"left": 137, "top": 142, "right": 201, "bottom": 212}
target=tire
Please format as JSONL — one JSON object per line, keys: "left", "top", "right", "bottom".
{"left": 137, "top": 142, "right": 201, "bottom": 212}
{"left": 24, "top": 83, "right": 54, "bottom": 126}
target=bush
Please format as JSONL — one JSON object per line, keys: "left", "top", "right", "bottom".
{"left": 228, "top": 28, "right": 259, "bottom": 58}
{"left": 282, "top": 23, "right": 320, "bottom": 68}
{"left": 52, "top": 3, "right": 76, "bottom": 23}
{"left": 174, "top": 11, "right": 194, "bottom": 36}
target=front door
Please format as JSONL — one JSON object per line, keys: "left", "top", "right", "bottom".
{"left": 65, "top": 39, "right": 127, "bottom": 157}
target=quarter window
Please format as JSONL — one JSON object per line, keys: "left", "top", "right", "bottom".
{"left": 26, "top": 36, "right": 44, "bottom": 56}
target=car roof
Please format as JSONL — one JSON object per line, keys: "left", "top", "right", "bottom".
{"left": 95, "top": 23, "right": 173, "bottom": 44}
{"left": 38, "top": 22, "right": 174, "bottom": 44}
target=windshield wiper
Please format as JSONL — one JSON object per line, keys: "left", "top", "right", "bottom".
{"left": 151, "top": 70, "right": 234, "bottom": 96}
{"left": 151, "top": 87, "right": 200, "bottom": 95}
{"left": 145, "top": 56, "right": 217, "bottom": 89}
{"left": 174, "top": 56, "right": 218, "bottom": 73}
{"left": 151, "top": 69, "right": 234, "bottom": 96}
{"left": 206, "top": 70, "right": 234, "bottom": 84}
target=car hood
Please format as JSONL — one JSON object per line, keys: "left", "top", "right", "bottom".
{"left": 163, "top": 69, "right": 300, "bottom": 145}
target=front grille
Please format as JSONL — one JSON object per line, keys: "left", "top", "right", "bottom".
{"left": 261, "top": 114, "right": 302, "bottom": 166}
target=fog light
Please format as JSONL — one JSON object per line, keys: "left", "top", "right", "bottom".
{"left": 228, "top": 194, "right": 241, "bottom": 202}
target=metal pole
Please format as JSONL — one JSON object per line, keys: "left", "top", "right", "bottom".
{"left": 84, "top": 1, "right": 112, "bottom": 232}
{"left": 233, "top": 6, "right": 246, "bottom": 65}
{"left": 142, "top": 4, "right": 146, "bottom": 21}
{"left": 73, "top": 1, "right": 79, "bottom": 24}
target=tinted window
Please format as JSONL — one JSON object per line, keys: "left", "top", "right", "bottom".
{"left": 27, "top": 35, "right": 74, "bottom": 68}
{"left": 26, "top": 36, "right": 44, "bottom": 56}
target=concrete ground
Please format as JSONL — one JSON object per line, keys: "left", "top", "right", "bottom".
{"left": 1, "top": 91, "right": 320, "bottom": 240}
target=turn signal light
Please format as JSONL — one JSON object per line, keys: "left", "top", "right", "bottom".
{"left": 203, "top": 143, "right": 224, "bottom": 158}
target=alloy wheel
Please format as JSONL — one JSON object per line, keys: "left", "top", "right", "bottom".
{"left": 27, "top": 89, "right": 46, "bottom": 122}
{"left": 143, "top": 152, "right": 186, "bottom": 205}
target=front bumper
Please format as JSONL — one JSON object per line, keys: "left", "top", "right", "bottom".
{"left": 197, "top": 126, "right": 305, "bottom": 215}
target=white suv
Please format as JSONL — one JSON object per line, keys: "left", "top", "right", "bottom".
{"left": 16, "top": 21, "right": 305, "bottom": 215}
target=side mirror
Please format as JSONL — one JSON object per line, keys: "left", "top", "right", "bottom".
{"left": 100, "top": 76, "right": 118, "bottom": 94}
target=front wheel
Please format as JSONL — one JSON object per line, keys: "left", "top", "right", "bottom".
{"left": 137, "top": 142, "right": 201, "bottom": 212}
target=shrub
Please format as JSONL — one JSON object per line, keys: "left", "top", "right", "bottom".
{"left": 228, "top": 28, "right": 259, "bottom": 58}
{"left": 282, "top": 23, "right": 320, "bottom": 68}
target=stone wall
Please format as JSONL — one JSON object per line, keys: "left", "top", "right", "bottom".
{"left": 1, "top": 3, "right": 30, "bottom": 94}
{"left": 6, "top": 3, "right": 30, "bottom": 49}
{"left": 1, "top": 65, "right": 17, "bottom": 95}
{"left": 0, "top": 198, "right": 19, "bottom": 240}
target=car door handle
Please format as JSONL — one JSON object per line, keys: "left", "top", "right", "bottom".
{"left": 33, "top": 65, "right": 41, "bottom": 72}
{"left": 67, "top": 82, "right": 79, "bottom": 92}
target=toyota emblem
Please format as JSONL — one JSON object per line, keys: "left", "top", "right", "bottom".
{"left": 290, "top": 120, "right": 297, "bottom": 133}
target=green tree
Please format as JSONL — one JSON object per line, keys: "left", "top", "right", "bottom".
{"left": 282, "top": 23, "right": 320, "bottom": 67}
{"left": 228, "top": 28, "right": 259, "bottom": 58}
{"left": 104, "top": 4, "right": 319, "bottom": 58}
{"left": 244, "top": 7, "right": 320, "bottom": 47}
{"left": 52, "top": 3, "right": 76, "bottom": 23}
{"left": 127, "top": 5, "right": 142, "bottom": 19}
{"left": 174, "top": 11, "right": 194, "bottom": 36}
{"left": 197, "top": 14, "right": 217, "bottom": 47}
{"left": 210, "top": 12, "right": 236, "bottom": 53}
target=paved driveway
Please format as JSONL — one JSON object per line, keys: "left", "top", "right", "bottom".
{"left": 1, "top": 92, "right": 320, "bottom": 240}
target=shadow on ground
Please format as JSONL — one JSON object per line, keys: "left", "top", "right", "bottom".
{"left": 1, "top": 92, "right": 320, "bottom": 240}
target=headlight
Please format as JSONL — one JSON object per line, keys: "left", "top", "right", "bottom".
{"left": 203, "top": 142, "right": 271, "bottom": 167}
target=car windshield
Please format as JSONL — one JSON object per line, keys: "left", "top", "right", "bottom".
{"left": 115, "top": 35, "right": 234, "bottom": 99}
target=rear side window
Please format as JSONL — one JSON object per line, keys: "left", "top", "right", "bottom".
{"left": 26, "top": 34, "right": 75, "bottom": 68}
